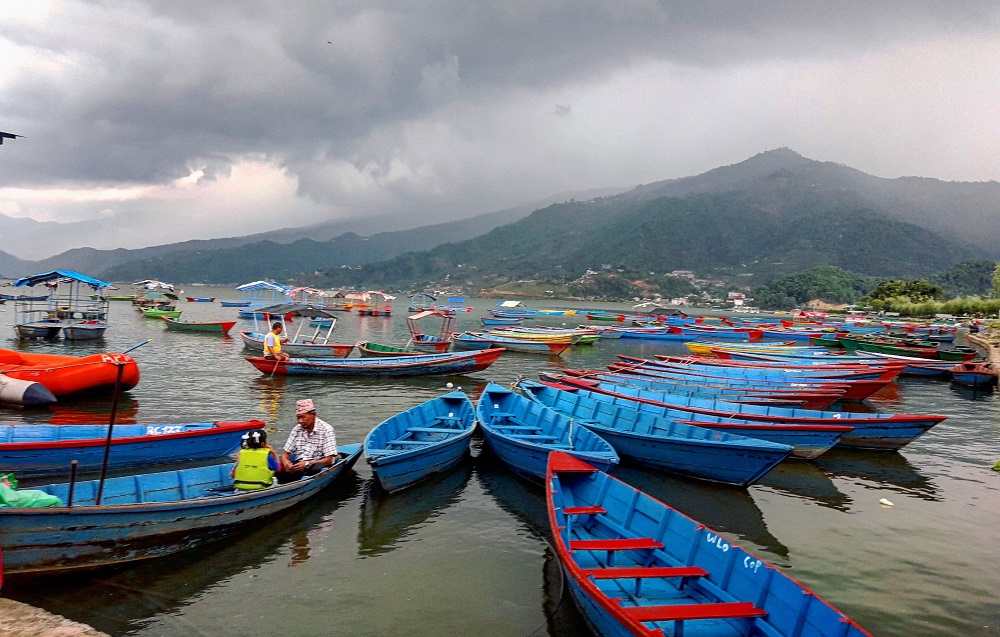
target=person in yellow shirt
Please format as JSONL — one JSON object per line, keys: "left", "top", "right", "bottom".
{"left": 263, "top": 322, "right": 289, "bottom": 361}
{"left": 232, "top": 429, "right": 279, "bottom": 491}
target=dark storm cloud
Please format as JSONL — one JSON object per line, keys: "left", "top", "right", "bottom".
{"left": 3, "top": 0, "right": 998, "bottom": 190}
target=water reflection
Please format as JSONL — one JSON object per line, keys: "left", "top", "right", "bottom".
{"left": 476, "top": 453, "right": 548, "bottom": 535}
{"left": 756, "top": 461, "right": 851, "bottom": 512}
{"left": 816, "top": 449, "right": 940, "bottom": 501}
{"left": 357, "top": 463, "right": 473, "bottom": 557}
{"left": 4, "top": 473, "right": 363, "bottom": 635}
{"left": 615, "top": 465, "right": 790, "bottom": 560}
{"left": 542, "top": 546, "right": 592, "bottom": 637}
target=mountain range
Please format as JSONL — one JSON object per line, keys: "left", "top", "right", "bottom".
{"left": 3, "top": 149, "right": 997, "bottom": 291}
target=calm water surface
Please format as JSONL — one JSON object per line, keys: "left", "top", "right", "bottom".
{"left": 1, "top": 290, "right": 998, "bottom": 636}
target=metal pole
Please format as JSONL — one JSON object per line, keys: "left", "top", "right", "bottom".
{"left": 67, "top": 460, "right": 78, "bottom": 507}
{"left": 96, "top": 363, "right": 125, "bottom": 505}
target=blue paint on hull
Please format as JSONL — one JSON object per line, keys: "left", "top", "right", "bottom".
{"left": 0, "top": 444, "right": 361, "bottom": 574}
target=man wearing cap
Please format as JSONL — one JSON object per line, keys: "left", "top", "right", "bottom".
{"left": 277, "top": 399, "right": 338, "bottom": 482}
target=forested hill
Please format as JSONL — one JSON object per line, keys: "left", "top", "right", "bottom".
{"left": 315, "top": 187, "right": 986, "bottom": 288}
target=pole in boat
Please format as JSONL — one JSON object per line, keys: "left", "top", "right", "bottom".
{"left": 95, "top": 362, "right": 126, "bottom": 505}
{"left": 67, "top": 460, "right": 78, "bottom": 507}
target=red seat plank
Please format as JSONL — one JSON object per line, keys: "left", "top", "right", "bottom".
{"left": 564, "top": 505, "right": 606, "bottom": 515}
{"left": 549, "top": 452, "right": 598, "bottom": 473}
{"left": 571, "top": 538, "right": 663, "bottom": 551}
{"left": 620, "top": 601, "right": 766, "bottom": 622}
{"left": 584, "top": 566, "right": 706, "bottom": 580}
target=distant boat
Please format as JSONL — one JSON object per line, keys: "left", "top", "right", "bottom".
{"left": 142, "top": 307, "right": 182, "bottom": 319}
{"left": 365, "top": 392, "right": 476, "bottom": 492}
{"left": 185, "top": 296, "right": 217, "bottom": 303}
{"left": 545, "top": 452, "right": 873, "bottom": 637}
{"left": 162, "top": 318, "right": 237, "bottom": 335}
{"left": 0, "top": 444, "right": 362, "bottom": 575}
{"left": 246, "top": 348, "right": 505, "bottom": 378}
{"left": 357, "top": 341, "right": 421, "bottom": 358}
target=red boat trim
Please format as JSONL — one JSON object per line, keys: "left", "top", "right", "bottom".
{"left": 0, "top": 420, "right": 263, "bottom": 450}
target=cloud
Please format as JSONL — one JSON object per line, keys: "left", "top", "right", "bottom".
{"left": 1, "top": 0, "right": 999, "bottom": 253}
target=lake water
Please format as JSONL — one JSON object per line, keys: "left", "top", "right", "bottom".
{"left": 1, "top": 290, "right": 998, "bottom": 636}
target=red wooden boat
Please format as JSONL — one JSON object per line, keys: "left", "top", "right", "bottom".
{"left": 0, "top": 349, "right": 140, "bottom": 397}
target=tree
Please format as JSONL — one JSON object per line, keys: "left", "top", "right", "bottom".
{"left": 993, "top": 263, "right": 1000, "bottom": 298}
{"left": 866, "top": 279, "right": 943, "bottom": 303}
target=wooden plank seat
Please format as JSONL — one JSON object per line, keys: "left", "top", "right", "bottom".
{"left": 571, "top": 538, "right": 663, "bottom": 551}
{"left": 406, "top": 427, "right": 460, "bottom": 434}
{"left": 583, "top": 566, "right": 706, "bottom": 579}
{"left": 619, "top": 601, "right": 766, "bottom": 622}
{"left": 509, "top": 434, "right": 558, "bottom": 441}
{"left": 494, "top": 425, "right": 543, "bottom": 431}
{"left": 489, "top": 412, "right": 517, "bottom": 420}
{"left": 564, "top": 505, "right": 606, "bottom": 515}
{"left": 386, "top": 440, "right": 435, "bottom": 447}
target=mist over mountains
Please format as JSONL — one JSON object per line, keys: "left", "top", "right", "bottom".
{"left": 3, "top": 149, "right": 997, "bottom": 289}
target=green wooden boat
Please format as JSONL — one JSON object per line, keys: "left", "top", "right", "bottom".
{"left": 143, "top": 308, "right": 182, "bottom": 319}
{"left": 357, "top": 341, "right": 422, "bottom": 357}
{"left": 839, "top": 335, "right": 975, "bottom": 361}
{"left": 162, "top": 318, "right": 236, "bottom": 335}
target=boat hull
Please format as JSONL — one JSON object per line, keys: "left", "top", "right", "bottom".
{"left": 0, "top": 444, "right": 361, "bottom": 575}
{"left": 0, "top": 349, "right": 140, "bottom": 397}
{"left": 370, "top": 433, "right": 472, "bottom": 492}
{"left": 246, "top": 348, "right": 504, "bottom": 377}
{"left": 365, "top": 392, "right": 476, "bottom": 492}
{"left": 240, "top": 331, "right": 353, "bottom": 358}
{"left": 62, "top": 323, "right": 108, "bottom": 340}
{"left": 164, "top": 319, "right": 236, "bottom": 334}
{"left": 15, "top": 322, "right": 62, "bottom": 339}
{"left": 0, "top": 421, "right": 260, "bottom": 478}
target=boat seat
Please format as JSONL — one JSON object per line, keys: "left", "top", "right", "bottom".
{"left": 386, "top": 440, "right": 434, "bottom": 447}
{"left": 407, "top": 427, "right": 460, "bottom": 434}
{"left": 564, "top": 506, "right": 606, "bottom": 515}
{"left": 509, "top": 434, "right": 558, "bottom": 442}
{"left": 433, "top": 415, "right": 463, "bottom": 422}
{"left": 495, "top": 425, "right": 542, "bottom": 431}
{"left": 584, "top": 566, "right": 706, "bottom": 579}
{"left": 489, "top": 412, "right": 517, "bottom": 420}
{"left": 618, "top": 601, "right": 766, "bottom": 622}
{"left": 571, "top": 538, "right": 663, "bottom": 551}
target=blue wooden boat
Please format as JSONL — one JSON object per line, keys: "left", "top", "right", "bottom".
{"left": 546, "top": 452, "right": 873, "bottom": 637}
{"left": 518, "top": 381, "right": 791, "bottom": 486}
{"left": 477, "top": 383, "right": 618, "bottom": 481}
{"left": 246, "top": 348, "right": 504, "bottom": 377}
{"left": 619, "top": 328, "right": 696, "bottom": 341}
{"left": 481, "top": 317, "right": 523, "bottom": 327}
{"left": 528, "top": 380, "right": 843, "bottom": 460}
{"left": 950, "top": 362, "right": 997, "bottom": 388}
{"left": 550, "top": 376, "right": 945, "bottom": 451}
{"left": 365, "top": 391, "right": 476, "bottom": 492}
{"left": 0, "top": 443, "right": 362, "bottom": 574}
{"left": 0, "top": 420, "right": 262, "bottom": 478}
{"left": 556, "top": 371, "right": 843, "bottom": 409}
{"left": 220, "top": 299, "right": 252, "bottom": 307}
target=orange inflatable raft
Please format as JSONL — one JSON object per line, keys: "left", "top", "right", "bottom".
{"left": 0, "top": 349, "right": 140, "bottom": 397}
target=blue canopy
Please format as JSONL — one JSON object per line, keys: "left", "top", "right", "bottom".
{"left": 14, "top": 269, "right": 111, "bottom": 289}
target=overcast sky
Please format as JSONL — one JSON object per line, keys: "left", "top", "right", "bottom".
{"left": 2, "top": 1, "right": 1000, "bottom": 253}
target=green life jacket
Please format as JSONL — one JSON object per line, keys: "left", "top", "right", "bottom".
{"left": 234, "top": 448, "right": 275, "bottom": 490}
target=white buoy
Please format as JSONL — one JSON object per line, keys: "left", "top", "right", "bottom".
{"left": 445, "top": 382, "right": 454, "bottom": 389}
{"left": 0, "top": 374, "right": 57, "bottom": 406}
{"left": 879, "top": 498, "right": 895, "bottom": 507}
